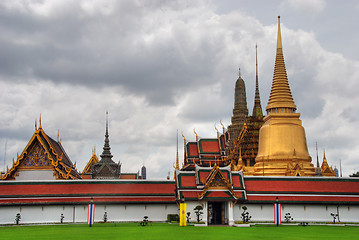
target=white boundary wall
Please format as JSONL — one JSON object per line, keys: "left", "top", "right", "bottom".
{"left": 234, "top": 204, "right": 359, "bottom": 223}
{"left": 0, "top": 204, "right": 179, "bottom": 225}
{"left": 1, "top": 202, "right": 358, "bottom": 225}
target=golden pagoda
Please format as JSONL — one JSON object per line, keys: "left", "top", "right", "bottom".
{"left": 253, "top": 16, "right": 315, "bottom": 176}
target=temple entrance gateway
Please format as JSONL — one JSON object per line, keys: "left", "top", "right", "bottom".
{"left": 208, "top": 202, "right": 227, "bottom": 225}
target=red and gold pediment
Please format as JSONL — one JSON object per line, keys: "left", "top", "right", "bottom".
{"left": 19, "top": 142, "right": 52, "bottom": 170}
{"left": 199, "top": 165, "right": 237, "bottom": 200}
{"left": 208, "top": 170, "right": 229, "bottom": 189}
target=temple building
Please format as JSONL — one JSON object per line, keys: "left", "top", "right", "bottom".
{"left": 0, "top": 17, "right": 356, "bottom": 226}
{"left": 228, "top": 45, "right": 264, "bottom": 175}
{"left": 83, "top": 112, "right": 145, "bottom": 180}
{"left": 180, "top": 17, "right": 336, "bottom": 177}
{"left": 91, "top": 112, "right": 121, "bottom": 179}
{"left": 0, "top": 118, "right": 80, "bottom": 180}
{"left": 0, "top": 113, "right": 146, "bottom": 181}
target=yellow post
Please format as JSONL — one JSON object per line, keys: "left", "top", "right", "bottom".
{"left": 179, "top": 203, "right": 187, "bottom": 226}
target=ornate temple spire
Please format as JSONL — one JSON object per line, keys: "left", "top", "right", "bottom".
{"left": 175, "top": 130, "right": 179, "bottom": 170}
{"left": 315, "top": 142, "right": 322, "bottom": 176}
{"left": 266, "top": 16, "right": 296, "bottom": 113}
{"left": 252, "top": 44, "right": 263, "bottom": 118}
{"left": 100, "top": 111, "right": 114, "bottom": 162}
{"left": 227, "top": 67, "right": 248, "bottom": 151}
{"left": 174, "top": 130, "right": 180, "bottom": 179}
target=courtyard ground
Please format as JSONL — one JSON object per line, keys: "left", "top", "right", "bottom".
{"left": 1, "top": 222, "right": 358, "bottom": 240}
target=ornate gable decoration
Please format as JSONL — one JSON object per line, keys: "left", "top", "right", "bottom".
{"left": 21, "top": 142, "right": 51, "bottom": 169}
{"left": 208, "top": 171, "right": 228, "bottom": 189}
{"left": 199, "top": 165, "right": 237, "bottom": 200}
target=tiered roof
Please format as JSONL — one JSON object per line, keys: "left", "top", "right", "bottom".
{"left": 182, "top": 130, "right": 228, "bottom": 170}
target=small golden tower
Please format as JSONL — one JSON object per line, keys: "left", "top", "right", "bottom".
{"left": 253, "top": 16, "right": 315, "bottom": 176}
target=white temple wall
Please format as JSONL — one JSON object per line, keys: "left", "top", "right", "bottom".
{"left": 0, "top": 204, "right": 179, "bottom": 225}
{"left": 184, "top": 201, "right": 207, "bottom": 223}
{"left": 233, "top": 203, "right": 359, "bottom": 223}
{"left": 1, "top": 203, "right": 358, "bottom": 225}
{"left": 15, "top": 170, "right": 56, "bottom": 181}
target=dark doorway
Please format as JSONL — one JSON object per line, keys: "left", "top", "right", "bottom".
{"left": 208, "top": 202, "right": 225, "bottom": 225}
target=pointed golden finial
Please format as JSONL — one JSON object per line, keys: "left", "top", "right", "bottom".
{"left": 39, "top": 114, "right": 42, "bottom": 129}
{"left": 193, "top": 128, "right": 198, "bottom": 141}
{"left": 57, "top": 129, "right": 60, "bottom": 142}
{"left": 277, "top": 16, "right": 282, "bottom": 49}
{"left": 214, "top": 124, "right": 219, "bottom": 138}
{"left": 220, "top": 120, "right": 225, "bottom": 135}
{"left": 323, "top": 149, "right": 327, "bottom": 162}
{"left": 35, "top": 118, "right": 37, "bottom": 131}
{"left": 181, "top": 132, "right": 186, "bottom": 142}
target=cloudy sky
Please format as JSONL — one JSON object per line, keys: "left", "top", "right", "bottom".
{"left": 1, "top": 0, "right": 358, "bottom": 178}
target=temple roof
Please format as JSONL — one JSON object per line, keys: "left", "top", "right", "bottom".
{"left": 182, "top": 132, "right": 228, "bottom": 170}
{"left": 92, "top": 112, "right": 121, "bottom": 179}
{"left": 0, "top": 123, "right": 81, "bottom": 180}
{"left": 266, "top": 16, "right": 297, "bottom": 112}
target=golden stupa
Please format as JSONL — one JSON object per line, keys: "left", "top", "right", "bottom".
{"left": 253, "top": 16, "right": 316, "bottom": 176}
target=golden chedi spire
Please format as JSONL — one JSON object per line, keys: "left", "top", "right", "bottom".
{"left": 266, "top": 16, "right": 296, "bottom": 112}
{"left": 254, "top": 16, "right": 315, "bottom": 176}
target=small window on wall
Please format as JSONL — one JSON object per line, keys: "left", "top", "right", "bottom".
{"left": 348, "top": 206, "right": 350, "bottom": 211}
{"left": 304, "top": 206, "right": 306, "bottom": 211}
{"left": 326, "top": 206, "right": 328, "bottom": 211}
{"left": 260, "top": 205, "right": 263, "bottom": 211}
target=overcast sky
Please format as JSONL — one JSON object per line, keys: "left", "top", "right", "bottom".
{"left": 1, "top": 0, "right": 358, "bottom": 178}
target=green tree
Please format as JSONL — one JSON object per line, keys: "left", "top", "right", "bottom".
{"left": 349, "top": 171, "right": 359, "bottom": 177}
{"left": 194, "top": 205, "right": 203, "bottom": 223}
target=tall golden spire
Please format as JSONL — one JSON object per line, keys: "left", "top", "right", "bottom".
{"left": 254, "top": 16, "right": 314, "bottom": 177}
{"left": 176, "top": 130, "right": 179, "bottom": 170}
{"left": 266, "top": 16, "right": 296, "bottom": 112}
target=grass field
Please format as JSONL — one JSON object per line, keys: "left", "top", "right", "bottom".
{"left": 1, "top": 223, "right": 358, "bottom": 240}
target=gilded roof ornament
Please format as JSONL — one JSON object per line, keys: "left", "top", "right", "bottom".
{"left": 39, "top": 114, "right": 42, "bottom": 129}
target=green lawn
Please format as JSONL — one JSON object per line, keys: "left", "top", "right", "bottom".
{"left": 0, "top": 223, "right": 358, "bottom": 240}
